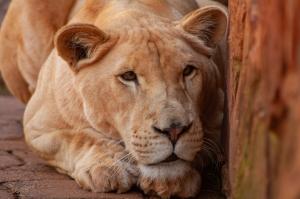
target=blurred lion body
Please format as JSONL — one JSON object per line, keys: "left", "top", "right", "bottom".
{"left": 0, "top": 0, "right": 77, "bottom": 102}
{"left": 0, "top": 0, "right": 227, "bottom": 198}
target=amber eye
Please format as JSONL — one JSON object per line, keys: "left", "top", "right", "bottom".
{"left": 183, "top": 65, "right": 196, "bottom": 77}
{"left": 120, "top": 71, "right": 137, "bottom": 82}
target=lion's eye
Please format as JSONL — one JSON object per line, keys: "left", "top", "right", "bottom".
{"left": 183, "top": 65, "right": 196, "bottom": 77}
{"left": 120, "top": 71, "right": 137, "bottom": 82}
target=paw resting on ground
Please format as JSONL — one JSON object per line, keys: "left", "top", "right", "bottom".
{"left": 138, "top": 167, "right": 201, "bottom": 198}
{"left": 74, "top": 152, "right": 139, "bottom": 193}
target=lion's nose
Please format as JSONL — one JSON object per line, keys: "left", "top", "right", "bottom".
{"left": 152, "top": 122, "right": 192, "bottom": 144}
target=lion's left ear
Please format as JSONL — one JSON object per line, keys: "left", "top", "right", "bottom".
{"left": 177, "top": 5, "right": 228, "bottom": 48}
{"left": 55, "top": 24, "right": 113, "bottom": 72}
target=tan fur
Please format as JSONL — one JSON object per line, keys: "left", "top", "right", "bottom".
{"left": 1, "top": 0, "right": 227, "bottom": 198}
{"left": 0, "top": 0, "right": 77, "bottom": 103}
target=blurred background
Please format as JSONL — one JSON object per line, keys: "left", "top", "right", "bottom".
{"left": 0, "top": 0, "right": 9, "bottom": 95}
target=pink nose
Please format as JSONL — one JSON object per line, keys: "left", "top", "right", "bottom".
{"left": 152, "top": 122, "right": 192, "bottom": 144}
{"left": 168, "top": 127, "right": 184, "bottom": 143}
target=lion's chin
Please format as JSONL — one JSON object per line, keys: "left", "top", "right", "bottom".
{"left": 139, "top": 159, "right": 191, "bottom": 180}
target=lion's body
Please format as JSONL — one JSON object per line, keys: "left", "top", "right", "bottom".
{"left": 0, "top": 0, "right": 77, "bottom": 102}
{"left": 0, "top": 0, "right": 199, "bottom": 103}
{"left": 0, "top": 0, "right": 227, "bottom": 197}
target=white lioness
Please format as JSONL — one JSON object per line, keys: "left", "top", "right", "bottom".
{"left": 0, "top": 0, "right": 227, "bottom": 198}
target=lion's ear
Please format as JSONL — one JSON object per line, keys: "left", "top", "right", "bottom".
{"left": 178, "top": 5, "right": 228, "bottom": 48}
{"left": 55, "top": 24, "right": 110, "bottom": 72}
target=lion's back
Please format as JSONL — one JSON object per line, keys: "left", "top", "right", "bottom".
{"left": 0, "top": 0, "right": 76, "bottom": 103}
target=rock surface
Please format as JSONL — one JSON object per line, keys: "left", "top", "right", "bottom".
{"left": 228, "top": 0, "right": 300, "bottom": 199}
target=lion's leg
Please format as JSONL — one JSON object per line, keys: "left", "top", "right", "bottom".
{"left": 0, "top": 60, "right": 31, "bottom": 103}
{"left": 25, "top": 129, "right": 138, "bottom": 193}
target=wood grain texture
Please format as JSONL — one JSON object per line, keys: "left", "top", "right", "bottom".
{"left": 228, "top": 0, "right": 300, "bottom": 199}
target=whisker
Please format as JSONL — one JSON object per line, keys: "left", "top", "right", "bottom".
{"left": 200, "top": 137, "right": 225, "bottom": 169}
{"left": 107, "top": 152, "right": 134, "bottom": 177}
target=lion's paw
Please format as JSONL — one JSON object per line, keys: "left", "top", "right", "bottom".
{"left": 75, "top": 157, "right": 139, "bottom": 193}
{"left": 138, "top": 168, "right": 201, "bottom": 198}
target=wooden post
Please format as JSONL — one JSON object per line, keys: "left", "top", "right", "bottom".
{"left": 228, "top": 0, "right": 300, "bottom": 198}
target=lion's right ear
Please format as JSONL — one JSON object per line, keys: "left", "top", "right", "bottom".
{"left": 55, "top": 24, "right": 111, "bottom": 72}
{"left": 177, "top": 5, "right": 228, "bottom": 48}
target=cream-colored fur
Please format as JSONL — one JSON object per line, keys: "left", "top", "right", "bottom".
{"left": 0, "top": 0, "right": 77, "bottom": 103}
{"left": 1, "top": 0, "right": 227, "bottom": 198}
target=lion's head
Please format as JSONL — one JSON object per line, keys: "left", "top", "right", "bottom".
{"left": 55, "top": 5, "right": 227, "bottom": 173}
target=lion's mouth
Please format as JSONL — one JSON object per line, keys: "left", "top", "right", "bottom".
{"left": 161, "top": 153, "right": 179, "bottom": 163}
{"left": 148, "top": 153, "right": 180, "bottom": 165}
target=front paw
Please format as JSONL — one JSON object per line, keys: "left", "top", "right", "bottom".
{"left": 74, "top": 155, "right": 139, "bottom": 193}
{"left": 138, "top": 164, "right": 201, "bottom": 198}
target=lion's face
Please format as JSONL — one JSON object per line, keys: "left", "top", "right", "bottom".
{"left": 55, "top": 7, "right": 227, "bottom": 167}
{"left": 122, "top": 38, "right": 205, "bottom": 165}
{"left": 75, "top": 31, "right": 207, "bottom": 165}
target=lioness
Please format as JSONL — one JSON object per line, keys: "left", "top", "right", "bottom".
{"left": 0, "top": 0, "right": 227, "bottom": 198}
